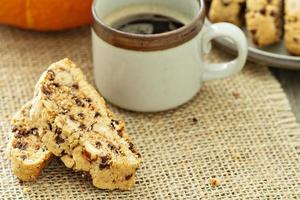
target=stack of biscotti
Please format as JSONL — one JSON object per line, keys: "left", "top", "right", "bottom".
{"left": 285, "top": 0, "right": 300, "bottom": 55}
{"left": 245, "top": 0, "right": 282, "bottom": 47}
{"left": 207, "top": 0, "right": 300, "bottom": 56}
{"left": 7, "top": 59, "right": 141, "bottom": 190}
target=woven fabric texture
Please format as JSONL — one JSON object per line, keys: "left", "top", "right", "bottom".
{"left": 0, "top": 26, "right": 300, "bottom": 199}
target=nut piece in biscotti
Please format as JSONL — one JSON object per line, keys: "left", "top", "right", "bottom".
{"left": 7, "top": 102, "right": 53, "bottom": 181}
{"left": 30, "top": 58, "right": 141, "bottom": 190}
{"left": 245, "top": 0, "right": 282, "bottom": 47}
{"left": 208, "top": 0, "right": 246, "bottom": 26}
{"left": 284, "top": 0, "right": 300, "bottom": 56}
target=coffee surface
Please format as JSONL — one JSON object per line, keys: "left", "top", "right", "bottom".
{"left": 111, "top": 14, "right": 185, "bottom": 35}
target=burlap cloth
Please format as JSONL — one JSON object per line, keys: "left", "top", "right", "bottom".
{"left": 1, "top": 25, "right": 300, "bottom": 200}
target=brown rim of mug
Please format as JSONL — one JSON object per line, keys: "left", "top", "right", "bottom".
{"left": 92, "top": 0, "right": 206, "bottom": 51}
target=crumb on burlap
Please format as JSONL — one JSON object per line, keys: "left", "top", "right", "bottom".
{"left": 22, "top": 186, "right": 32, "bottom": 193}
{"left": 232, "top": 91, "right": 240, "bottom": 99}
{"left": 233, "top": 152, "right": 241, "bottom": 160}
{"left": 191, "top": 117, "right": 198, "bottom": 123}
{"left": 209, "top": 178, "right": 221, "bottom": 187}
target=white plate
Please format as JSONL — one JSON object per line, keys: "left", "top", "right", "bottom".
{"left": 205, "top": 20, "right": 300, "bottom": 69}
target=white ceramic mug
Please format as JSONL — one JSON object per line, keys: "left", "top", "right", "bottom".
{"left": 92, "top": 0, "right": 248, "bottom": 112}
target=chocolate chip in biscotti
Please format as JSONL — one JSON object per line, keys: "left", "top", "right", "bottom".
{"left": 35, "top": 145, "right": 41, "bottom": 150}
{"left": 221, "top": 0, "right": 229, "bottom": 7}
{"left": 55, "top": 127, "right": 64, "bottom": 144}
{"left": 52, "top": 82, "right": 60, "bottom": 88}
{"left": 108, "top": 143, "right": 120, "bottom": 154}
{"left": 117, "top": 130, "right": 124, "bottom": 138}
{"left": 20, "top": 155, "right": 27, "bottom": 160}
{"left": 55, "top": 134, "right": 65, "bottom": 144}
{"left": 84, "top": 97, "right": 92, "bottom": 103}
{"left": 259, "top": 8, "right": 266, "bottom": 15}
{"left": 79, "top": 123, "right": 86, "bottom": 130}
{"left": 30, "top": 127, "right": 39, "bottom": 136}
{"left": 61, "top": 150, "right": 67, "bottom": 156}
{"left": 42, "top": 85, "right": 52, "bottom": 96}
{"left": 125, "top": 174, "right": 133, "bottom": 180}
{"left": 59, "top": 108, "right": 70, "bottom": 115}
{"left": 20, "top": 154, "right": 27, "bottom": 160}
{"left": 95, "top": 141, "right": 102, "bottom": 149}
{"left": 69, "top": 115, "right": 75, "bottom": 121}
{"left": 128, "top": 142, "right": 135, "bottom": 153}
{"left": 99, "top": 163, "right": 111, "bottom": 170}
{"left": 250, "top": 29, "right": 257, "bottom": 35}
{"left": 99, "top": 159, "right": 111, "bottom": 169}
{"left": 15, "top": 129, "right": 30, "bottom": 138}
{"left": 72, "top": 83, "right": 79, "bottom": 89}
{"left": 55, "top": 127, "right": 62, "bottom": 135}
{"left": 82, "top": 150, "right": 92, "bottom": 162}
{"left": 73, "top": 96, "right": 85, "bottom": 107}
{"left": 99, "top": 155, "right": 112, "bottom": 170}
{"left": 94, "top": 112, "right": 101, "bottom": 118}
{"left": 111, "top": 119, "right": 119, "bottom": 129}
{"left": 77, "top": 113, "right": 84, "bottom": 119}
{"left": 47, "top": 122, "right": 52, "bottom": 131}
{"left": 47, "top": 70, "right": 56, "bottom": 81}
{"left": 101, "top": 155, "right": 110, "bottom": 163}
{"left": 14, "top": 141, "right": 28, "bottom": 150}
{"left": 270, "top": 10, "right": 277, "bottom": 17}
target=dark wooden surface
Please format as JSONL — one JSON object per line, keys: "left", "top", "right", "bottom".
{"left": 272, "top": 68, "right": 300, "bottom": 122}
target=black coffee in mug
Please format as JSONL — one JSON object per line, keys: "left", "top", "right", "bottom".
{"left": 111, "top": 14, "right": 185, "bottom": 35}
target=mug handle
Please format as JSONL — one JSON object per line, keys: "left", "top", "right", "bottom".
{"left": 200, "top": 22, "right": 248, "bottom": 81}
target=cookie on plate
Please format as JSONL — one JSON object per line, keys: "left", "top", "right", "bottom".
{"left": 30, "top": 59, "right": 141, "bottom": 190}
{"left": 208, "top": 0, "right": 246, "bottom": 26}
{"left": 7, "top": 102, "right": 53, "bottom": 181}
{"left": 245, "top": 0, "right": 282, "bottom": 47}
{"left": 284, "top": 0, "right": 300, "bottom": 55}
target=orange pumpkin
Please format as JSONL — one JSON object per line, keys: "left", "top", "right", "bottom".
{"left": 0, "top": 0, "right": 93, "bottom": 31}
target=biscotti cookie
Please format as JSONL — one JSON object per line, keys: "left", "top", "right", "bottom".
{"left": 245, "top": 0, "right": 282, "bottom": 47}
{"left": 30, "top": 59, "right": 141, "bottom": 190}
{"left": 8, "top": 102, "right": 52, "bottom": 181}
{"left": 209, "top": 0, "right": 246, "bottom": 26}
{"left": 284, "top": 0, "right": 300, "bottom": 55}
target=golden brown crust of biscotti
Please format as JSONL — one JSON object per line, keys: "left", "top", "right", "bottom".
{"left": 8, "top": 102, "right": 53, "bottom": 181}
{"left": 209, "top": 0, "right": 246, "bottom": 26}
{"left": 30, "top": 59, "right": 141, "bottom": 190}
{"left": 284, "top": 0, "right": 300, "bottom": 55}
{"left": 245, "top": 0, "right": 282, "bottom": 47}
